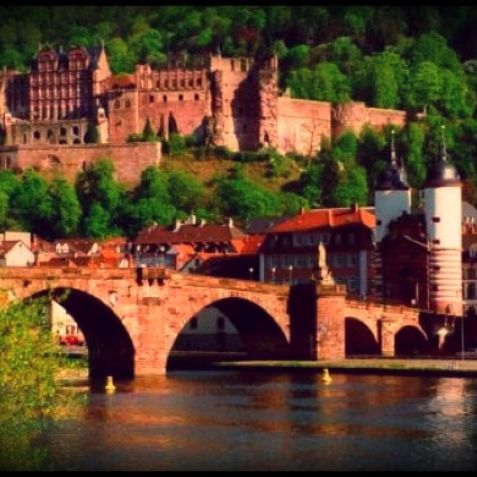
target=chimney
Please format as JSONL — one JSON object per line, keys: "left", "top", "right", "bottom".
{"left": 228, "top": 217, "right": 234, "bottom": 228}
{"left": 200, "top": 218, "right": 206, "bottom": 227}
{"left": 174, "top": 219, "right": 182, "bottom": 232}
{"left": 190, "top": 214, "right": 197, "bottom": 225}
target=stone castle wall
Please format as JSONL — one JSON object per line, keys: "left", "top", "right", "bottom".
{"left": 0, "top": 48, "right": 412, "bottom": 182}
{"left": 0, "top": 142, "right": 161, "bottom": 184}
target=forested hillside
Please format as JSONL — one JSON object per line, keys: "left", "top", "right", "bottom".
{"left": 2, "top": 6, "right": 477, "bottom": 238}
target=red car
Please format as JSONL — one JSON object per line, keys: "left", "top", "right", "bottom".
{"left": 60, "top": 334, "right": 85, "bottom": 346}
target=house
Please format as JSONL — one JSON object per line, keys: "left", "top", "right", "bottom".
{"left": 0, "top": 240, "right": 35, "bottom": 267}
{"left": 258, "top": 205, "right": 376, "bottom": 296}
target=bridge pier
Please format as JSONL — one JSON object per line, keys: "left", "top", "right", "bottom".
{"left": 378, "top": 315, "right": 396, "bottom": 357}
{"left": 315, "top": 284, "right": 347, "bottom": 360}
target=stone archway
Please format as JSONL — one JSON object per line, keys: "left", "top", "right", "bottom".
{"left": 30, "top": 288, "right": 135, "bottom": 379}
{"left": 165, "top": 297, "right": 290, "bottom": 369}
{"left": 395, "top": 325, "right": 428, "bottom": 356}
{"left": 345, "top": 317, "right": 380, "bottom": 356}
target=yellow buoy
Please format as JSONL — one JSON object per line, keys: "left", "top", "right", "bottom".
{"left": 105, "top": 375, "right": 116, "bottom": 393}
{"left": 321, "top": 368, "right": 332, "bottom": 384}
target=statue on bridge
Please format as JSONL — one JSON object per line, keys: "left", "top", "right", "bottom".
{"left": 312, "top": 242, "right": 335, "bottom": 285}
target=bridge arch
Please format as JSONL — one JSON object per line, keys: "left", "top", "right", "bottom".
{"left": 394, "top": 325, "right": 428, "bottom": 356}
{"left": 30, "top": 288, "right": 135, "bottom": 379}
{"left": 166, "top": 296, "right": 290, "bottom": 367}
{"left": 345, "top": 317, "right": 380, "bottom": 356}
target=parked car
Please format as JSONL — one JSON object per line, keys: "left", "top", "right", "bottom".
{"left": 60, "top": 334, "right": 85, "bottom": 346}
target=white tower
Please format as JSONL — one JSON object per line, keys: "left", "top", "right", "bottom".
{"left": 374, "top": 130, "right": 412, "bottom": 243}
{"left": 423, "top": 126, "right": 462, "bottom": 315}
{"left": 373, "top": 131, "right": 411, "bottom": 300}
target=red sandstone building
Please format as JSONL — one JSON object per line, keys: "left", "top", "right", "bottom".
{"left": 257, "top": 205, "right": 376, "bottom": 295}
{"left": 0, "top": 45, "right": 408, "bottom": 182}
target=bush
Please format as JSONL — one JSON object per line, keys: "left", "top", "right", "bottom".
{"left": 168, "top": 133, "right": 187, "bottom": 156}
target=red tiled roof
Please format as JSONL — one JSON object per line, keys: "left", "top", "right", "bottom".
{"left": 271, "top": 207, "right": 376, "bottom": 233}
{"left": 234, "top": 234, "right": 264, "bottom": 255}
{"left": 135, "top": 223, "right": 246, "bottom": 245}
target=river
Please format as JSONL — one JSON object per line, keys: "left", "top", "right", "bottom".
{"left": 42, "top": 370, "right": 477, "bottom": 471}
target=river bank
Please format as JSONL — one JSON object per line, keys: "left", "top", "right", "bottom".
{"left": 213, "top": 358, "right": 477, "bottom": 378}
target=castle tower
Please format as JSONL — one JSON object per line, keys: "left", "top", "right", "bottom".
{"left": 423, "top": 126, "right": 463, "bottom": 315}
{"left": 373, "top": 131, "right": 411, "bottom": 300}
{"left": 374, "top": 130, "right": 411, "bottom": 243}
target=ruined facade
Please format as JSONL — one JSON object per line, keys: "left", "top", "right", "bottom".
{"left": 0, "top": 46, "right": 408, "bottom": 181}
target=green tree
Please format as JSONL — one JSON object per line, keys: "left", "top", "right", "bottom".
{"left": 403, "top": 121, "right": 426, "bottom": 188}
{"left": 288, "top": 62, "right": 350, "bottom": 102}
{"left": 10, "top": 170, "right": 52, "bottom": 234}
{"left": 0, "top": 296, "right": 69, "bottom": 471}
{"left": 83, "top": 203, "right": 110, "bottom": 238}
{"left": 167, "top": 170, "right": 205, "bottom": 214}
{"left": 47, "top": 177, "right": 81, "bottom": 238}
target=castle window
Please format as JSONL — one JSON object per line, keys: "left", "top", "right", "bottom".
{"left": 231, "top": 60, "right": 235, "bottom": 71}
{"left": 194, "top": 93, "right": 200, "bottom": 101}
{"left": 188, "top": 78, "right": 193, "bottom": 87}
{"left": 125, "top": 99, "right": 132, "bottom": 108}
{"left": 149, "top": 95, "right": 155, "bottom": 103}
{"left": 60, "top": 127, "right": 67, "bottom": 136}
{"left": 33, "top": 130, "right": 41, "bottom": 140}
{"left": 197, "top": 78, "right": 202, "bottom": 87}
{"left": 172, "top": 79, "right": 177, "bottom": 88}
{"left": 156, "top": 80, "right": 161, "bottom": 88}
{"left": 114, "top": 99, "right": 120, "bottom": 109}
{"left": 180, "top": 79, "right": 185, "bottom": 88}
{"left": 163, "top": 95, "right": 168, "bottom": 103}
{"left": 179, "top": 94, "right": 184, "bottom": 101}
{"left": 72, "top": 126, "right": 79, "bottom": 136}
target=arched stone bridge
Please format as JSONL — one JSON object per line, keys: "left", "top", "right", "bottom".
{"left": 0, "top": 268, "right": 426, "bottom": 377}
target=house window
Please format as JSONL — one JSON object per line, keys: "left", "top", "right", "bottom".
{"left": 189, "top": 317, "right": 198, "bottom": 329}
{"left": 468, "top": 283, "right": 476, "bottom": 300}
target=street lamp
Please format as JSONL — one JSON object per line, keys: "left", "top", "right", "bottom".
{"left": 288, "top": 265, "right": 293, "bottom": 284}
{"left": 249, "top": 267, "right": 254, "bottom": 281}
{"left": 271, "top": 266, "right": 276, "bottom": 284}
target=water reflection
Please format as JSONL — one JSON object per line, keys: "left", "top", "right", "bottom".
{"left": 44, "top": 371, "right": 477, "bottom": 471}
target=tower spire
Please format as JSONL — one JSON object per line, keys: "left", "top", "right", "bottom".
{"left": 390, "top": 129, "right": 397, "bottom": 168}
{"left": 440, "top": 124, "right": 447, "bottom": 162}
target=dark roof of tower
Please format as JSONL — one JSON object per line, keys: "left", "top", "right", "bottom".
{"left": 375, "top": 131, "right": 409, "bottom": 191}
{"left": 424, "top": 126, "right": 461, "bottom": 188}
